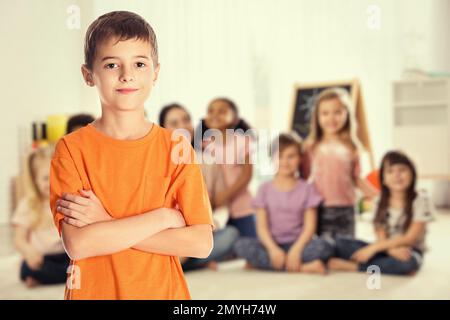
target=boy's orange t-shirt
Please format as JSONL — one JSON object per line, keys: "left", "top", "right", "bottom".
{"left": 49, "top": 123, "right": 213, "bottom": 300}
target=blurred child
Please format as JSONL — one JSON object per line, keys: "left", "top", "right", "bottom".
{"left": 66, "top": 113, "right": 95, "bottom": 134}
{"left": 328, "top": 151, "right": 434, "bottom": 275}
{"left": 234, "top": 133, "right": 333, "bottom": 273}
{"left": 197, "top": 97, "right": 257, "bottom": 238}
{"left": 12, "top": 146, "right": 70, "bottom": 287}
{"left": 159, "top": 103, "right": 239, "bottom": 271}
{"left": 159, "top": 103, "right": 194, "bottom": 143}
{"left": 303, "top": 88, "right": 378, "bottom": 238}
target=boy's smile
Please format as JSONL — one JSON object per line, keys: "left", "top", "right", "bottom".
{"left": 116, "top": 87, "right": 139, "bottom": 94}
{"left": 82, "top": 37, "right": 160, "bottom": 112}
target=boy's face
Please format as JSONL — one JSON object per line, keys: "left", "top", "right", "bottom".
{"left": 82, "top": 37, "right": 159, "bottom": 112}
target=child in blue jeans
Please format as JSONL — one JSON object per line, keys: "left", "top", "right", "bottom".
{"left": 234, "top": 133, "right": 333, "bottom": 273}
{"left": 328, "top": 151, "right": 434, "bottom": 275}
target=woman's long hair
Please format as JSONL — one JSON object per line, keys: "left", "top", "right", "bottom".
{"left": 374, "top": 151, "right": 417, "bottom": 233}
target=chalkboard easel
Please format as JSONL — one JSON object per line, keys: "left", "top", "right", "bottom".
{"left": 288, "top": 79, "right": 375, "bottom": 169}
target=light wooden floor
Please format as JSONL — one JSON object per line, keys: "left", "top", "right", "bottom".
{"left": 1, "top": 211, "right": 449, "bottom": 300}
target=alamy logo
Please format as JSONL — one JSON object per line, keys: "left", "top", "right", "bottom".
{"left": 66, "top": 4, "right": 81, "bottom": 30}
{"left": 366, "top": 265, "right": 381, "bottom": 290}
{"left": 66, "top": 265, "right": 81, "bottom": 289}
{"left": 366, "top": 4, "right": 381, "bottom": 31}
{"left": 170, "top": 127, "right": 280, "bottom": 176}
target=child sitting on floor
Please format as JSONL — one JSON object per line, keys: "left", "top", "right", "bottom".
{"left": 234, "top": 133, "right": 333, "bottom": 273}
{"left": 12, "top": 146, "right": 70, "bottom": 287}
{"left": 328, "top": 151, "right": 434, "bottom": 275}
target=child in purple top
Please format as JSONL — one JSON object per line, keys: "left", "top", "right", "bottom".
{"left": 234, "top": 133, "right": 333, "bottom": 273}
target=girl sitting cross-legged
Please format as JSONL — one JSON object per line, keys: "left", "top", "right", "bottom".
{"left": 328, "top": 151, "right": 434, "bottom": 276}
{"left": 234, "top": 133, "right": 334, "bottom": 274}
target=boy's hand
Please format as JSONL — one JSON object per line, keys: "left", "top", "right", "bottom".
{"left": 387, "top": 247, "right": 412, "bottom": 261}
{"left": 57, "top": 190, "right": 113, "bottom": 227}
{"left": 285, "top": 245, "right": 303, "bottom": 272}
{"left": 268, "top": 245, "right": 286, "bottom": 271}
{"left": 350, "top": 245, "right": 377, "bottom": 263}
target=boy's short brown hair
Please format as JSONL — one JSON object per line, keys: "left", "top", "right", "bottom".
{"left": 271, "top": 133, "right": 302, "bottom": 157}
{"left": 84, "top": 11, "right": 158, "bottom": 70}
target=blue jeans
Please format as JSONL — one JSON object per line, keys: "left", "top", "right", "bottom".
{"left": 20, "top": 252, "right": 70, "bottom": 284}
{"left": 228, "top": 214, "right": 257, "bottom": 238}
{"left": 233, "top": 236, "right": 334, "bottom": 271}
{"left": 182, "top": 226, "right": 239, "bottom": 271}
{"left": 333, "top": 237, "right": 422, "bottom": 275}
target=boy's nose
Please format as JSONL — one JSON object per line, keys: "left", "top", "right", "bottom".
{"left": 119, "top": 74, "right": 134, "bottom": 82}
{"left": 119, "top": 67, "right": 135, "bottom": 82}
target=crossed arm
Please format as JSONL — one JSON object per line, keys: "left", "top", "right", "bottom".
{"left": 57, "top": 190, "right": 213, "bottom": 261}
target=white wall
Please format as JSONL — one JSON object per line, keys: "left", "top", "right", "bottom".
{"left": 1, "top": 0, "right": 448, "bottom": 224}
{"left": 0, "top": 0, "right": 89, "bottom": 224}
{"left": 89, "top": 0, "right": 448, "bottom": 169}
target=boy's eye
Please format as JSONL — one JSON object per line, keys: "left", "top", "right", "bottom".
{"left": 136, "top": 62, "right": 146, "bottom": 68}
{"left": 105, "top": 63, "right": 118, "bottom": 69}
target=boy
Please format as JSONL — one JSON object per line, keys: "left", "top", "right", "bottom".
{"left": 49, "top": 11, "right": 213, "bottom": 300}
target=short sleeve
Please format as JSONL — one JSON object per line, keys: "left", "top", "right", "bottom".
{"left": 11, "top": 199, "right": 32, "bottom": 229}
{"left": 49, "top": 140, "right": 84, "bottom": 236}
{"left": 304, "top": 183, "right": 322, "bottom": 209}
{"left": 251, "top": 184, "right": 267, "bottom": 210}
{"left": 412, "top": 191, "right": 435, "bottom": 223}
{"left": 172, "top": 145, "right": 214, "bottom": 229}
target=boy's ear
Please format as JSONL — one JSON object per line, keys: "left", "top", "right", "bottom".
{"left": 152, "top": 63, "right": 161, "bottom": 84}
{"left": 81, "top": 64, "right": 94, "bottom": 87}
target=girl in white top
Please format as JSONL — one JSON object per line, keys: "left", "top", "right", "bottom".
{"left": 328, "top": 151, "right": 434, "bottom": 275}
